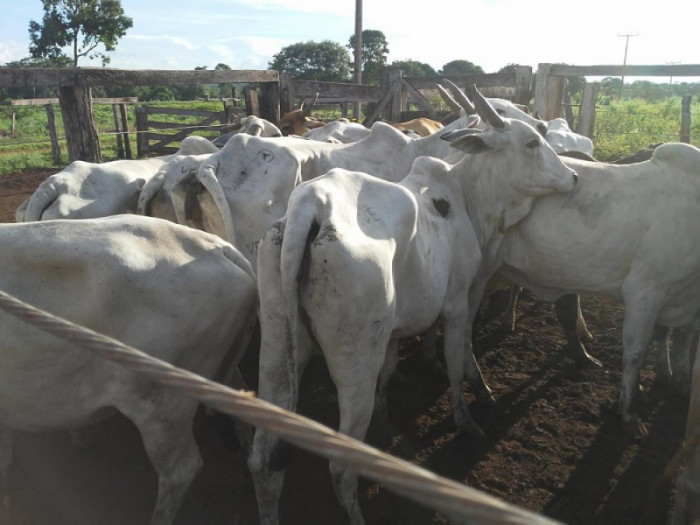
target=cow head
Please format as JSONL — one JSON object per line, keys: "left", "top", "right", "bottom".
{"left": 278, "top": 92, "right": 326, "bottom": 136}
{"left": 441, "top": 85, "right": 578, "bottom": 233}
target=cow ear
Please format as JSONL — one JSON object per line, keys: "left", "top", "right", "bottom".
{"left": 500, "top": 196, "right": 535, "bottom": 232}
{"left": 441, "top": 130, "right": 493, "bottom": 155}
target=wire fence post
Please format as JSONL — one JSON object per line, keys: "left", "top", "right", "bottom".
{"left": 680, "top": 95, "right": 691, "bottom": 144}
{"left": 44, "top": 103, "right": 62, "bottom": 165}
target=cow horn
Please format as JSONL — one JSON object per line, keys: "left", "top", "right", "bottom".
{"left": 443, "top": 79, "right": 476, "bottom": 115}
{"left": 300, "top": 92, "right": 319, "bottom": 117}
{"left": 436, "top": 84, "right": 462, "bottom": 113}
{"left": 24, "top": 181, "right": 59, "bottom": 221}
{"left": 469, "top": 84, "right": 506, "bottom": 129}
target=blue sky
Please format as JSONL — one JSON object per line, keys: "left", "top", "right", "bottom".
{"left": 1, "top": 0, "right": 698, "bottom": 81}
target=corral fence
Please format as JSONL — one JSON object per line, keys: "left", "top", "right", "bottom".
{"left": 0, "top": 68, "right": 281, "bottom": 163}
{"left": 536, "top": 63, "right": 700, "bottom": 140}
{"left": 0, "top": 63, "right": 698, "bottom": 164}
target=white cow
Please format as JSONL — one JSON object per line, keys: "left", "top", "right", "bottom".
{"left": 187, "top": 112, "right": 482, "bottom": 265}
{"left": 248, "top": 88, "right": 579, "bottom": 525}
{"left": 0, "top": 215, "right": 258, "bottom": 525}
{"left": 302, "top": 119, "right": 370, "bottom": 143}
{"left": 545, "top": 117, "right": 595, "bottom": 156}
{"left": 211, "top": 116, "right": 284, "bottom": 148}
{"left": 490, "top": 144, "right": 700, "bottom": 435}
{"left": 15, "top": 135, "right": 218, "bottom": 222}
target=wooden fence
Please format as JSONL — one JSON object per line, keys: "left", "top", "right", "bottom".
{"left": 0, "top": 68, "right": 280, "bottom": 163}
{"left": 536, "top": 63, "right": 700, "bottom": 139}
{"left": 1, "top": 63, "right": 698, "bottom": 163}
{"left": 281, "top": 65, "right": 534, "bottom": 126}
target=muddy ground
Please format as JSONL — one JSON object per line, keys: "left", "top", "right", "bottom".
{"left": 0, "top": 169, "right": 689, "bottom": 524}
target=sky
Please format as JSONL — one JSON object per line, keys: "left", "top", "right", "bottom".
{"left": 0, "top": 0, "right": 698, "bottom": 82}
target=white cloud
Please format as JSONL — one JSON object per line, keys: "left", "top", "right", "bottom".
{"left": 127, "top": 34, "right": 202, "bottom": 51}
{"left": 0, "top": 42, "right": 27, "bottom": 65}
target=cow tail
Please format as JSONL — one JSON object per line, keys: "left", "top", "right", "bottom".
{"left": 279, "top": 198, "right": 319, "bottom": 410}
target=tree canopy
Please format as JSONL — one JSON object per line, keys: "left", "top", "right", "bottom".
{"left": 441, "top": 59, "right": 484, "bottom": 76}
{"left": 389, "top": 59, "right": 437, "bottom": 77}
{"left": 269, "top": 40, "right": 352, "bottom": 82}
{"left": 347, "top": 29, "right": 389, "bottom": 85}
{"left": 28, "top": 0, "right": 133, "bottom": 67}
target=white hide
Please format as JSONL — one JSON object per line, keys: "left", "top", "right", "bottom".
{"left": 15, "top": 135, "right": 218, "bottom": 222}
{"left": 0, "top": 215, "right": 258, "bottom": 524}
{"left": 248, "top": 115, "right": 579, "bottom": 525}
{"left": 496, "top": 143, "right": 700, "bottom": 434}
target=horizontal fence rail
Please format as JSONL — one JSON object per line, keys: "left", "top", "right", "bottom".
{"left": 0, "top": 288, "right": 559, "bottom": 525}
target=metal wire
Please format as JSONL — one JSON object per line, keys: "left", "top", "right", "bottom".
{"left": 0, "top": 288, "right": 559, "bottom": 525}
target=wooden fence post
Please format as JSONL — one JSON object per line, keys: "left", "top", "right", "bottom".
{"left": 681, "top": 95, "right": 692, "bottom": 143}
{"left": 386, "top": 69, "right": 404, "bottom": 122}
{"left": 112, "top": 103, "right": 125, "bottom": 159}
{"left": 245, "top": 86, "right": 260, "bottom": 117}
{"left": 279, "top": 72, "right": 294, "bottom": 117}
{"left": 576, "top": 82, "right": 600, "bottom": 139}
{"left": 44, "top": 103, "right": 62, "bottom": 165}
{"left": 259, "top": 80, "right": 280, "bottom": 124}
{"left": 11, "top": 112, "right": 16, "bottom": 137}
{"left": 135, "top": 104, "right": 149, "bottom": 158}
{"left": 513, "top": 65, "right": 534, "bottom": 105}
{"left": 58, "top": 85, "right": 102, "bottom": 163}
{"left": 535, "top": 63, "right": 566, "bottom": 120}
{"left": 119, "top": 103, "right": 133, "bottom": 159}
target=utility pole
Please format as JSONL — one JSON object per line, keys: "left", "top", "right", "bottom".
{"left": 666, "top": 61, "right": 680, "bottom": 84}
{"left": 353, "top": 0, "right": 363, "bottom": 120}
{"left": 618, "top": 32, "right": 638, "bottom": 98}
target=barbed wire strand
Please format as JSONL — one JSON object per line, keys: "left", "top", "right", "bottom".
{"left": 0, "top": 288, "right": 559, "bottom": 525}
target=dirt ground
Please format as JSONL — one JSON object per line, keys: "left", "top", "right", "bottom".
{"left": 0, "top": 169, "right": 690, "bottom": 524}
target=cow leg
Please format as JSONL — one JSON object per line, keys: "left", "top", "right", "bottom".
{"left": 668, "top": 324, "right": 699, "bottom": 398}
{"left": 249, "top": 324, "right": 314, "bottom": 525}
{"left": 332, "top": 367, "right": 384, "bottom": 525}
{"left": 554, "top": 294, "right": 601, "bottom": 367}
{"left": 463, "top": 277, "right": 496, "bottom": 408}
{"left": 652, "top": 326, "right": 673, "bottom": 385}
{"left": 0, "top": 427, "right": 13, "bottom": 520}
{"left": 374, "top": 340, "right": 399, "bottom": 422}
{"left": 121, "top": 400, "right": 203, "bottom": 525}
{"left": 443, "top": 316, "right": 485, "bottom": 436}
{"left": 618, "top": 299, "right": 661, "bottom": 437}
{"left": 501, "top": 284, "right": 522, "bottom": 333}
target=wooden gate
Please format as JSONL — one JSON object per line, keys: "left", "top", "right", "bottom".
{"left": 134, "top": 100, "right": 241, "bottom": 156}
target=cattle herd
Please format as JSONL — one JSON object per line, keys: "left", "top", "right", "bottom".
{"left": 1, "top": 83, "right": 699, "bottom": 525}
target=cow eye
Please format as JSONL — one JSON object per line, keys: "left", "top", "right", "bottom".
{"left": 526, "top": 138, "right": 540, "bottom": 148}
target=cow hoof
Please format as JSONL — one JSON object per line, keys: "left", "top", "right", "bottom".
{"left": 622, "top": 416, "right": 648, "bottom": 439}
{"left": 574, "top": 349, "right": 603, "bottom": 368}
{"left": 476, "top": 393, "right": 497, "bottom": 408}
{"left": 463, "top": 420, "right": 486, "bottom": 438}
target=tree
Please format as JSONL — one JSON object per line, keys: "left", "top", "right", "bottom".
{"left": 347, "top": 29, "right": 389, "bottom": 85}
{"left": 441, "top": 59, "right": 484, "bottom": 76}
{"left": 389, "top": 60, "right": 437, "bottom": 77}
{"left": 28, "top": 0, "right": 133, "bottom": 67}
{"left": 269, "top": 41, "right": 351, "bottom": 82}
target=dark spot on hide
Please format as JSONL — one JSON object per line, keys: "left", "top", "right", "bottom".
{"left": 298, "top": 221, "right": 320, "bottom": 284}
{"left": 270, "top": 440, "right": 293, "bottom": 471}
{"left": 312, "top": 223, "right": 339, "bottom": 246}
{"left": 432, "top": 197, "right": 450, "bottom": 217}
{"left": 184, "top": 178, "right": 206, "bottom": 228}
{"left": 266, "top": 221, "right": 285, "bottom": 246}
